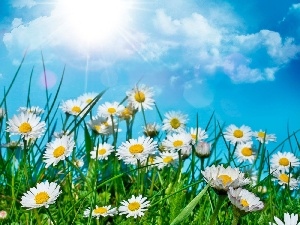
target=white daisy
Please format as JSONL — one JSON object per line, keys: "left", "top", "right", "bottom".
{"left": 143, "top": 123, "right": 160, "bottom": 138}
{"left": 195, "top": 142, "right": 211, "bottom": 158}
{"left": 60, "top": 99, "right": 87, "bottom": 116}
{"left": 126, "top": 84, "right": 155, "bottom": 111}
{"left": 272, "top": 170, "right": 299, "bottom": 190}
{"left": 43, "top": 135, "right": 75, "bottom": 168}
{"left": 228, "top": 187, "right": 264, "bottom": 213}
{"left": 235, "top": 142, "right": 256, "bottom": 163}
{"left": 116, "top": 136, "right": 157, "bottom": 165}
{"left": 253, "top": 130, "right": 276, "bottom": 144}
{"left": 6, "top": 112, "right": 46, "bottom": 141}
{"left": 162, "top": 111, "right": 188, "bottom": 133}
{"left": 270, "top": 151, "right": 300, "bottom": 172}
{"left": 162, "top": 132, "right": 192, "bottom": 152}
{"left": 77, "top": 92, "right": 98, "bottom": 104}
{"left": 20, "top": 181, "right": 61, "bottom": 209}
{"left": 83, "top": 205, "right": 117, "bottom": 218}
{"left": 90, "top": 143, "right": 114, "bottom": 160}
{"left": 155, "top": 151, "right": 179, "bottom": 169}
{"left": 97, "top": 102, "right": 124, "bottom": 118}
{"left": 223, "top": 124, "right": 252, "bottom": 144}
{"left": 18, "top": 106, "right": 44, "bottom": 116}
{"left": 119, "top": 195, "right": 150, "bottom": 218}
{"left": 190, "top": 127, "right": 208, "bottom": 145}
{"left": 201, "top": 164, "right": 250, "bottom": 193}
{"left": 269, "top": 212, "right": 300, "bottom": 225}
{"left": 87, "top": 116, "right": 115, "bottom": 135}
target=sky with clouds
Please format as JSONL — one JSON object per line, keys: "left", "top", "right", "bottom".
{"left": 0, "top": 0, "right": 300, "bottom": 143}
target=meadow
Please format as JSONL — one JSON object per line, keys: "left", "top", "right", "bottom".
{"left": 0, "top": 55, "right": 299, "bottom": 224}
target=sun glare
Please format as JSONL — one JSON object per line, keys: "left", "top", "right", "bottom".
{"left": 58, "top": 0, "right": 130, "bottom": 44}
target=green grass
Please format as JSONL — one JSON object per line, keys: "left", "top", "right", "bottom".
{"left": 0, "top": 56, "right": 299, "bottom": 225}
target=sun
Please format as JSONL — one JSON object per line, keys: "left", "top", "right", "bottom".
{"left": 57, "top": 0, "right": 131, "bottom": 45}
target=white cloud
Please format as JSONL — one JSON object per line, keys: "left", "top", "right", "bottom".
{"left": 2, "top": 1, "right": 299, "bottom": 84}
{"left": 235, "top": 30, "right": 300, "bottom": 64}
{"left": 12, "top": 0, "right": 37, "bottom": 8}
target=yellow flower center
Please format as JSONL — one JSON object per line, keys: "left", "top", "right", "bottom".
{"left": 240, "top": 199, "right": 249, "bottom": 207}
{"left": 163, "top": 156, "right": 174, "bottom": 164}
{"left": 107, "top": 107, "right": 116, "bottom": 114}
{"left": 86, "top": 98, "right": 93, "bottom": 103}
{"left": 241, "top": 147, "right": 252, "bottom": 156}
{"left": 233, "top": 129, "right": 243, "bottom": 138}
{"left": 98, "top": 148, "right": 107, "bottom": 155}
{"left": 128, "top": 202, "right": 141, "bottom": 211}
{"left": 129, "top": 144, "right": 144, "bottom": 154}
{"left": 148, "top": 156, "right": 155, "bottom": 164}
{"left": 173, "top": 140, "right": 183, "bottom": 148}
{"left": 94, "top": 125, "right": 101, "bottom": 132}
{"left": 71, "top": 106, "right": 81, "bottom": 113}
{"left": 93, "top": 207, "right": 108, "bottom": 214}
{"left": 191, "top": 134, "right": 196, "bottom": 140}
{"left": 170, "top": 118, "right": 181, "bottom": 129}
{"left": 218, "top": 174, "right": 233, "bottom": 186}
{"left": 279, "top": 173, "right": 289, "bottom": 183}
{"left": 34, "top": 191, "right": 50, "bottom": 204}
{"left": 121, "top": 107, "right": 132, "bottom": 119}
{"left": 134, "top": 91, "right": 146, "bottom": 103}
{"left": 19, "top": 122, "right": 32, "bottom": 133}
{"left": 53, "top": 146, "right": 66, "bottom": 158}
{"left": 257, "top": 131, "right": 266, "bottom": 139}
{"left": 279, "top": 157, "right": 290, "bottom": 166}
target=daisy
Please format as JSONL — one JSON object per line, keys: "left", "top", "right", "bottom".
{"left": 87, "top": 116, "right": 115, "bottom": 135}
{"left": 6, "top": 112, "right": 46, "bottom": 141}
{"left": 270, "top": 151, "right": 300, "bottom": 172}
{"left": 20, "top": 181, "right": 61, "bottom": 209}
{"left": 143, "top": 123, "right": 160, "bottom": 138}
{"left": 235, "top": 142, "right": 256, "bottom": 163}
{"left": 227, "top": 187, "right": 264, "bottom": 213}
{"left": 253, "top": 130, "right": 276, "bottom": 144}
{"left": 201, "top": 164, "right": 250, "bottom": 194}
{"left": 119, "top": 195, "right": 150, "bottom": 218}
{"left": 195, "top": 142, "right": 211, "bottom": 158}
{"left": 18, "top": 106, "right": 44, "bottom": 115}
{"left": 83, "top": 205, "right": 117, "bottom": 218}
{"left": 60, "top": 99, "right": 87, "bottom": 116}
{"left": 97, "top": 102, "right": 124, "bottom": 118}
{"left": 155, "top": 151, "right": 179, "bottom": 169}
{"left": 77, "top": 92, "right": 98, "bottom": 104}
{"left": 162, "top": 111, "right": 188, "bottom": 133}
{"left": 126, "top": 84, "right": 155, "bottom": 111}
{"left": 43, "top": 135, "right": 75, "bottom": 168}
{"left": 90, "top": 143, "right": 114, "bottom": 160}
{"left": 269, "top": 212, "right": 300, "bottom": 225}
{"left": 119, "top": 105, "right": 134, "bottom": 121}
{"left": 189, "top": 127, "right": 208, "bottom": 145}
{"left": 223, "top": 124, "right": 252, "bottom": 144}
{"left": 162, "top": 132, "right": 192, "bottom": 152}
{"left": 272, "top": 170, "right": 299, "bottom": 190}
{"left": 116, "top": 136, "right": 157, "bottom": 165}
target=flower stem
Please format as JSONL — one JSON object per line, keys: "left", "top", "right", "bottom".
{"left": 209, "top": 195, "right": 226, "bottom": 225}
{"left": 46, "top": 208, "right": 57, "bottom": 225}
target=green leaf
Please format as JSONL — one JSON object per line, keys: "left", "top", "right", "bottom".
{"left": 170, "top": 184, "right": 209, "bottom": 225}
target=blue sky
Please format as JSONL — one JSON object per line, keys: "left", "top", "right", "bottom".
{"left": 0, "top": 0, "right": 300, "bottom": 145}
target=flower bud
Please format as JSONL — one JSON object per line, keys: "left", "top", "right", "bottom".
{"left": 0, "top": 210, "right": 7, "bottom": 219}
{"left": 195, "top": 142, "right": 211, "bottom": 158}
